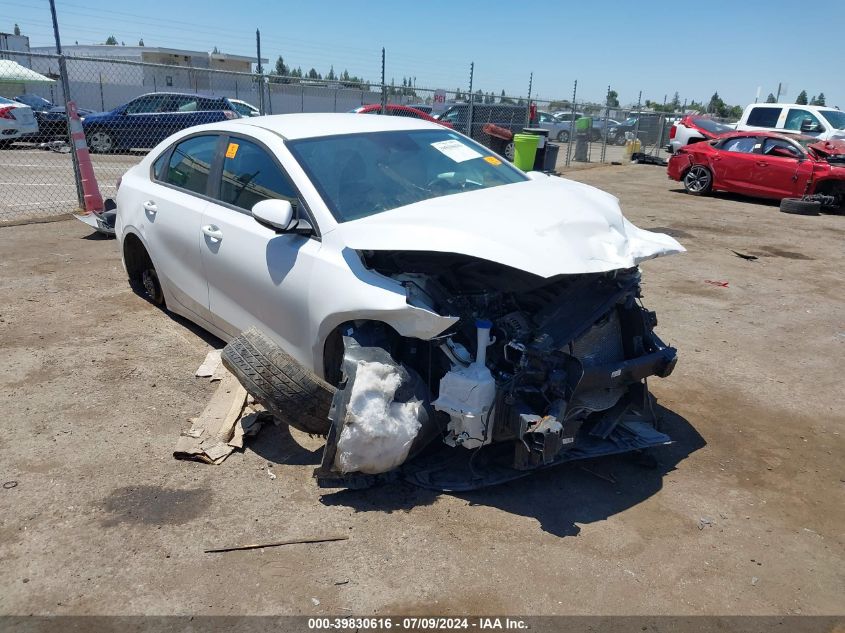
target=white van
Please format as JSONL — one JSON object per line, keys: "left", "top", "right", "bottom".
{"left": 736, "top": 103, "right": 845, "bottom": 141}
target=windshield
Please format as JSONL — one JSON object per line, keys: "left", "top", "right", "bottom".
{"left": 820, "top": 109, "right": 845, "bottom": 130}
{"left": 0, "top": 96, "right": 15, "bottom": 104}
{"left": 287, "top": 129, "right": 528, "bottom": 222}
{"left": 690, "top": 116, "right": 733, "bottom": 134}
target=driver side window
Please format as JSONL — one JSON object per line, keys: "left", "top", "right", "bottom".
{"left": 762, "top": 138, "right": 801, "bottom": 158}
{"left": 125, "top": 95, "right": 167, "bottom": 114}
{"left": 217, "top": 139, "right": 297, "bottom": 211}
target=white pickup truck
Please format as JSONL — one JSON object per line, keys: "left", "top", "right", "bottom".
{"left": 735, "top": 103, "right": 845, "bottom": 141}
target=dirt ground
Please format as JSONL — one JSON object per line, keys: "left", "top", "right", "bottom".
{"left": 0, "top": 164, "right": 842, "bottom": 617}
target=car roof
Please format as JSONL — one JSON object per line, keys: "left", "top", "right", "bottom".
{"left": 230, "top": 112, "right": 439, "bottom": 140}
{"left": 133, "top": 91, "right": 228, "bottom": 100}
{"left": 713, "top": 130, "right": 814, "bottom": 143}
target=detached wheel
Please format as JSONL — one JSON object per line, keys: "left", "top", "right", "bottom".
{"left": 683, "top": 165, "right": 713, "bottom": 195}
{"left": 221, "top": 327, "right": 334, "bottom": 436}
{"left": 86, "top": 129, "right": 114, "bottom": 153}
{"left": 503, "top": 141, "right": 515, "bottom": 162}
{"left": 557, "top": 130, "right": 569, "bottom": 142}
{"left": 780, "top": 197, "right": 821, "bottom": 216}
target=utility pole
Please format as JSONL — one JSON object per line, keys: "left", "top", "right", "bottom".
{"left": 255, "top": 29, "right": 265, "bottom": 114}
{"left": 775, "top": 82, "right": 782, "bottom": 103}
{"left": 49, "top": 0, "right": 83, "bottom": 207}
{"left": 526, "top": 72, "right": 533, "bottom": 127}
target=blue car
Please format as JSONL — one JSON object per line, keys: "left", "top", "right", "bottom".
{"left": 82, "top": 92, "right": 241, "bottom": 153}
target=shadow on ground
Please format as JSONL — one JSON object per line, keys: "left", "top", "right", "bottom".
{"left": 315, "top": 405, "right": 705, "bottom": 537}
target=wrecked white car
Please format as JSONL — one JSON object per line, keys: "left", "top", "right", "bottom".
{"left": 115, "top": 113, "right": 684, "bottom": 490}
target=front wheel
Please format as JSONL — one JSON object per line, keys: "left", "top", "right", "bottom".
{"left": 86, "top": 129, "right": 115, "bottom": 153}
{"left": 683, "top": 165, "right": 713, "bottom": 195}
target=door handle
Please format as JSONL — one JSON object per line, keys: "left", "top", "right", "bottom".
{"left": 756, "top": 161, "right": 768, "bottom": 167}
{"left": 143, "top": 200, "right": 157, "bottom": 214}
{"left": 202, "top": 225, "right": 223, "bottom": 241}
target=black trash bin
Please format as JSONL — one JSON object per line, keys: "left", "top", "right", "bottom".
{"left": 521, "top": 127, "right": 549, "bottom": 171}
{"left": 543, "top": 142, "right": 560, "bottom": 172}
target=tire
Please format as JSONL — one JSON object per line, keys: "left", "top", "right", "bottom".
{"left": 0, "top": 140, "right": 12, "bottom": 149}
{"left": 86, "top": 129, "right": 114, "bottom": 153}
{"left": 503, "top": 141, "right": 515, "bottom": 162}
{"left": 556, "top": 130, "right": 569, "bottom": 142}
{"left": 126, "top": 243, "right": 165, "bottom": 306}
{"left": 682, "top": 165, "right": 713, "bottom": 195}
{"left": 221, "top": 327, "right": 334, "bottom": 436}
{"left": 779, "top": 197, "right": 821, "bottom": 216}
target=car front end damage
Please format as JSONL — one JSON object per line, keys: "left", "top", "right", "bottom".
{"left": 315, "top": 253, "right": 678, "bottom": 491}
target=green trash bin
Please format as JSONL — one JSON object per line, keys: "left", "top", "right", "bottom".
{"left": 512, "top": 133, "right": 539, "bottom": 170}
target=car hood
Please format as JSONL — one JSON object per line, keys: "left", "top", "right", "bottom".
{"left": 810, "top": 138, "right": 845, "bottom": 158}
{"left": 334, "top": 176, "right": 685, "bottom": 278}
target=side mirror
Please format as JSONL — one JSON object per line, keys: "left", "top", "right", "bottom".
{"left": 525, "top": 171, "right": 549, "bottom": 180}
{"left": 800, "top": 119, "right": 821, "bottom": 133}
{"left": 252, "top": 199, "right": 294, "bottom": 232}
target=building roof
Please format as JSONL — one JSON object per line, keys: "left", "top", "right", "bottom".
{"left": 29, "top": 44, "right": 266, "bottom": 64}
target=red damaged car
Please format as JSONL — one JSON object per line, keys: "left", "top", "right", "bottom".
{"left": 668, "top": 131, "right": 845, "bottom": 214}
{"left": 352, "top": 104, "right": 453, "bottom": 128}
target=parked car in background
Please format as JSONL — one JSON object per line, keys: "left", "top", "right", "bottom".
{"left": 81, "top": 92, "right": 241, "bottom": 152}
{"left": 0, "top": 96, "right": 38, "bottom": 147}
{"left": 435, "top": 103, "right": 531, "bottom": 159}
{"left": 228, "top": 99, "right": 260, "bottom": 117}
{"left": 666, "top": 115, "right": 734, "bottom": 154}
{"left": 552, "top": 110, "right": 584, "bottom": 122}
{"left": 14, "top": 95, "right": 94, "bottom": 140}
{"left": 536, "top": 110, "right": 572, "bottom": 141}
{"left": 736, "top": 103, "right": 845, "bottom": 141}
{"left": 352, "top": 104, "right": 450, "bottom": 127}
{"left": 667, "top": 131, "right": 844, "bottom": 212}
{"left": 115, "top": 112, "right": 682, "bottom": 487}
{"left": 407, "top": 104, "right": 433, "bottom": 114}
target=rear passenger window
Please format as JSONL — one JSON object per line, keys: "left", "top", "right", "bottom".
{"left": 785, "top": 109, "right": 821, "bottom": 131}
{"left": 746, "top": 107, "right": 781, "bottom": 127}
{"left": 218, "top": 139, "right": 297, "bottom": 211}
{"left": 164, "top": 135, "right": 219, "bottom": 195}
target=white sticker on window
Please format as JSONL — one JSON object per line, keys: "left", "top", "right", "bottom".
{"left": 430, "top": 139, "right": 482, "bottom": 163}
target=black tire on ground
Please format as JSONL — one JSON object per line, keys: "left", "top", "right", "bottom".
{"left": 125, "top": 241, "right": 165, "bottom": 306}
{"left": 86, "top": 129, "right": 115, "bottom": 153}
{"left": 557, "top": 130, "right": 569, "bottom": 142}
{"left": 221, "top": 327, "right": 334, "bottom": 436}
{"left": 0, "top": 140, "right": 12, "bottom": 149}
{"left": 779, "top": 197, "right": 821, "bottom": 216}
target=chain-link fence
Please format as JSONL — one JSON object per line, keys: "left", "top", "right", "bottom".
{"left": 0, "top": 49, "right": 685, "bottom": 224}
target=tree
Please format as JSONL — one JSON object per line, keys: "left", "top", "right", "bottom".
{"left": 268, "top": 55, "right": 290, "bottom": 83}
{"left": 670, "top": 91, "right": 681, "bottom": 111}
{"left": 765, "top": 93, "right": 777, "bottom": 103}
{"left": 307, "top": 68, "right": 319, "bottom": 79}
{"left": 105, "top": 35, "right": 118, "bottom": 45}
{"left": 326, "top": 65, "right": 336, "bottom": 81}
{"left": 606, "top": 89, "right": 619, "bottom": 108}
{"left": 707, "top": 91, "right": 725, "bottom": 116}
{"left": 138, "top": 38, "right": 144, "bottom": 46}
{"left": 499, "top": 89, "right": 515, "bottom": 105}
{"left": 13, "top": 23, "right": 20, "bottom": 36}
{"left": 474, "top": 89, "right": 483, "bottom": 103}
{"left": 816, "top": 92, "right": 826, "bottom": 106}
{"left": 796, "top": 90, "right": 808, "bottom": 105}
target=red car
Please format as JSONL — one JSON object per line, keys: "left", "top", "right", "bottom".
{"left": 668, "top": 131, "right": 845, "bottom": 212}
{"left": 352, "top": 104, "right": 453, "bottom": 128}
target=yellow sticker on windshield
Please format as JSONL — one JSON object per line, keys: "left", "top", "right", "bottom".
{"left": 484, "top": 155, "right": 502, "bottom": 166}
{"left": 225, "top": 142, "right": 239, "bottom": 159}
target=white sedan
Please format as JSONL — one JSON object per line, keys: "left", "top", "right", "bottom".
{"left": 0, "top": 96, "right": 38, "bottom": 147}
{"left": 116, "top": 113, "right": 684, "bottom": 488}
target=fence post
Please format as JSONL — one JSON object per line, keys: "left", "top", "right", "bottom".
{"left": 380, "top": 48, "right": 386, "bottom": 115}
{"left": 255, "top": 29, "right": 265, "bottom": 115}
{"left": 49, "top": 0, "right": 84, "bottom": 209}
{"left": 466, "top": 62, "right": 474, "bottom": 137}
{"left": 564, "top": 79, "right": 577, "bottom": 167}
{"left": 526, "top": 72, "right": 532, "bottom": 128}
{"left": 633, "top": 90, "right": 642, "bottom": 143}
{"left": 600, "top": 84, "right": 610, "bottom": 163}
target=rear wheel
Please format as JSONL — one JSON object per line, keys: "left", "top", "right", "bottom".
{"left": 557, "top": 130, "right": 569, "bottom": 142}
{"left": 683, "top": 165, "right": 713, "bottom": 195}
{"left": 124, "top": 238, "right": 165, "bottom": 306}
{"left": 503, "top": 141, "right": 515, "bottom": 161}
{"left": 779, "top": 197, "right": 821, "bottom": 216}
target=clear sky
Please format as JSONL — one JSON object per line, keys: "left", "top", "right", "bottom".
{"left": 2, "top": 0, "right": 842, "bottom": 109}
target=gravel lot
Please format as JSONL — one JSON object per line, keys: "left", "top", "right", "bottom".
{"left": 0, "top": 164, "right": 842, "bottom": 617}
